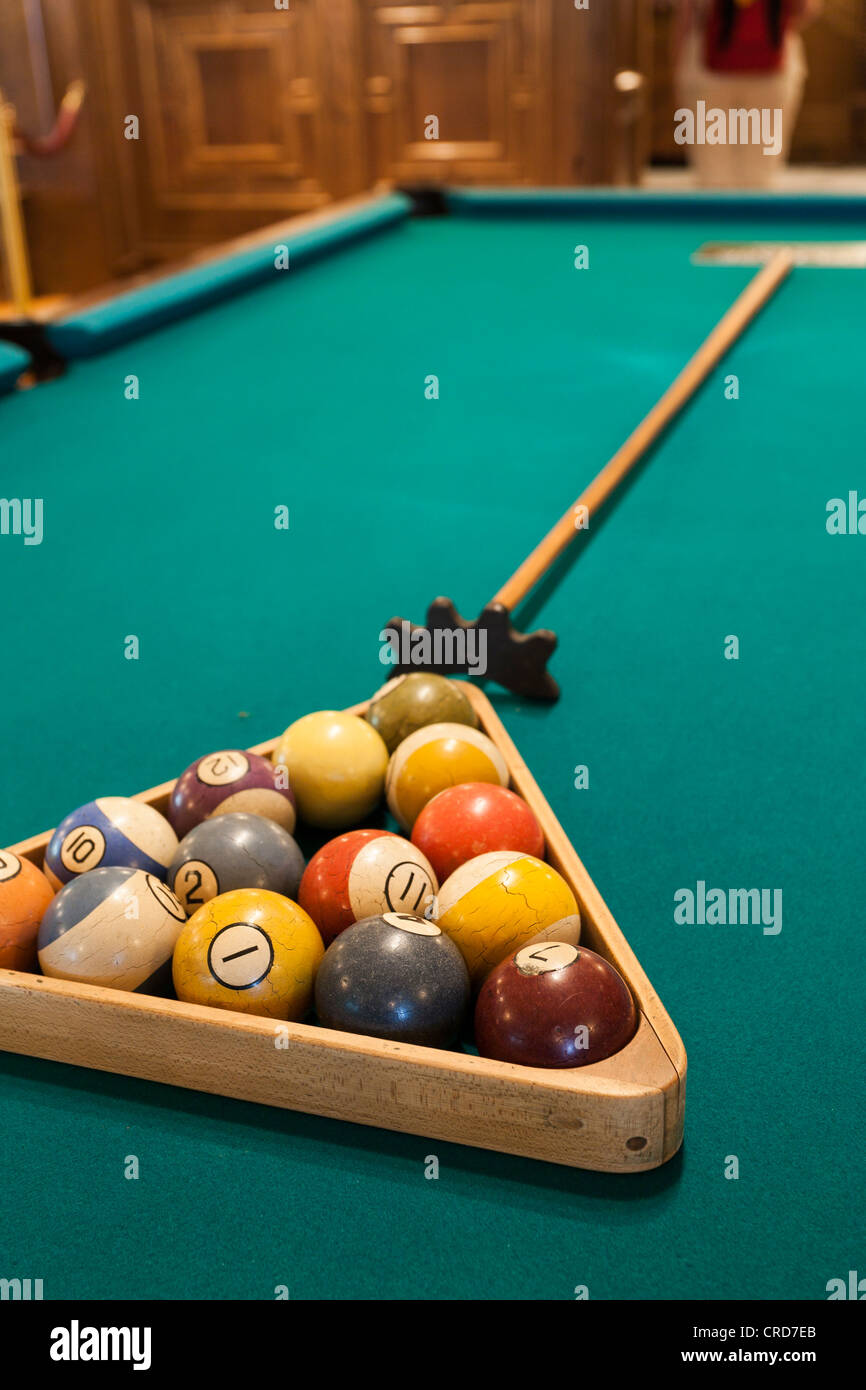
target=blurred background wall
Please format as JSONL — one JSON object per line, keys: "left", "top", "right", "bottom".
{"left": 1, "top": 0, "right": 864, "bottom": 295}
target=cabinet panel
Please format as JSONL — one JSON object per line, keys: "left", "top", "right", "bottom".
{"left": 359, "top": 0, "right": 552, "bottom": 184}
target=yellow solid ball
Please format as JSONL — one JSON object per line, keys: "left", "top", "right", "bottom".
{"left": 273, "top": 710, "right": 389, "bottom": 829}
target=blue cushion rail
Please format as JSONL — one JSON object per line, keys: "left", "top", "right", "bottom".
{"left": 447, "top": 186, "right": 866, "bottom": 222}
{"left": 0, "top": 341, "right": 30, "bottom": 395}
{"left": 47, "top": 192, "right": 413, "bottom": 359}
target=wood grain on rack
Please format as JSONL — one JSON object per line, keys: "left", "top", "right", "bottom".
{"left": 1, "top": 686, "right": 685, "bottom": 1173}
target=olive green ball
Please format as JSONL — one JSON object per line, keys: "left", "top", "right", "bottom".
{"left": 366, "top": 674, "right": 479, "bottom": 754}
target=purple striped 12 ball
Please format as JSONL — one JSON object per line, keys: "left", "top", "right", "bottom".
{"left": 168, "top": 749, "right": 296, "bottom": 838}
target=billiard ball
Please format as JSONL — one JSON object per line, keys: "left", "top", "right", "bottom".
{"left": 314, "top": 912, "right": 470, "bottom": 1047}
{"left": 167, "top": 812, "right": 305, "bottom": 916}
{"left": 366, "top": 674, "right": 479, "bottom": 753}
{"left": 169, "top": 749, "right": 296, "bottom": 838}
{"left": 43, "top": 797, "right": 178, "bottom": 889}
{"left": 298, "top": 829, "right": 437, "bottom": 945}
{"left": 411, "top": 782, "right": 545, "bottom": 882}
{"left": 172, "top": 888, "right": 324, "bottom": 1020}
{"left": 434, "top": 851, "right": 580, "bottom": 985}
{"left": 474, "top": 941, "right": 637, "bottom": 1068}
{"left": 272, "top": 711, "right": 388, "bottom": 829}
{"left": 385, "top": 723, "right": 509, "bottom": 831}
{"left": 0, "top": 849, "right": 54, "bottom": 971}
{"left": 37, "top": 866, "right": 186, "bottom": 991}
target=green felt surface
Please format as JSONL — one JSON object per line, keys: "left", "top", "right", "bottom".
{"left": 47, "top": 192, "right": 411, "bottom": 357}
{"left": 1, "top": 197, "right": 864, "bottom": 1300}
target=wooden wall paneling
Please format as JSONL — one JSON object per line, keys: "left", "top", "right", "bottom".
{"left": 611, "top": 0, "right": 654, "bottom": 184}
{"left": 82, "top": 0, "right": 148, "bottom": 276}
{"left": 648, "top": 0, "right": 683, "bottom": 166}
{"left": 792, "top": 0, "right": 866, "bottom": 162}
{"left": 520, "top": 0, "right": 553, "bottom": 185}
{"left": 571, "top": 0, "right": 652, "bottom": 187}
{"left": 579, "top": 3, "right": 611, "bottom": 185}
{"left": 131, "top": 2, "right": 332, "bottom": 209}
{"left": 550, "top": 0, "right": 580, "bottom": 183}
{"left": 359, "top": 1, "right": 552, "bottom": 186}
{"left": 856, "top": 0, "right": 866, "bottom": 155}
{"left": 86, "top": 0, "right": 348, "bottom": 269}
{"left": 0, "top": 0, "right": 114, "bottom": 294}
{"left": 554, "top": 0, "right": 612, "bottom": 186}
{"left": 319, "top": 0, "right": 367, "bottom": 198}
{"left": 399, "top": 21, "right": 507, "bottom": 167}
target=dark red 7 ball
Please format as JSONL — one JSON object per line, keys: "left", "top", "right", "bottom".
{"left": 474, "top": 941, "right": 637, "bottom": 1068}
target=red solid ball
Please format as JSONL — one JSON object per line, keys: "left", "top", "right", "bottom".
{"left": 411, "top": 782, "right": 544, "bottom": 883}
{"left": 474, "top": 941, "right": 637, "bottom": 1068}
{"left": 298, "top": 828, "right": 438, "bottom": 946}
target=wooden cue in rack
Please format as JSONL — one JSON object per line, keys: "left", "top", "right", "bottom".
{"left": 494, "top": 250, "right": 794, "bottom": 614}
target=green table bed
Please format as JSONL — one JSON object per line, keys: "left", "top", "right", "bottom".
{"left": 0, "top": 189, "right": 864, "bottom": 1301}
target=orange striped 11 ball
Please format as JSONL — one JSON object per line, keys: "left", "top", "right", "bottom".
{"left": 298, "top": 829, "right": 438, "bottom": 945}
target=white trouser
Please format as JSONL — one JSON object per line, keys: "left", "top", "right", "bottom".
{"left": 676, "top": 31, "right": 808, "bottom": 188}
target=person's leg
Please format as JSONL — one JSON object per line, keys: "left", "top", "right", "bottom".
{"left": 675, "top": 31, "right": 809, "bottom": 189}
{"left": 736, "top": 36, "right": 808, "bottom": 188}
{"left": 676, "top": 31, "right": 735, "bottom": 186}
{"left": 779, "top": 32, "right": 808, "bottom": 160}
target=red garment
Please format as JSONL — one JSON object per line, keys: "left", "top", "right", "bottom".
{"left": 704, "top": 0, "right": 792, "bottom": 73}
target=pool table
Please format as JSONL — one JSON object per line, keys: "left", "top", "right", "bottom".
{"left": 1, "top": 188, "right": 864, "bottom": 1301}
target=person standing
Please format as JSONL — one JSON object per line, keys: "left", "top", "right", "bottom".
{"left": 675, "top": 0, "right": 823, "bottom": 188}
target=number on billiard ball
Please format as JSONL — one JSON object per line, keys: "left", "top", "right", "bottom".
{"left": 474, "top": 941, "right": 638, "bottom": 1068}
{"left": 298, "top": 828, "right": 438, "bottom": 945}
{"left": 314, "top": 912, "right": 470, "bottom": 1048}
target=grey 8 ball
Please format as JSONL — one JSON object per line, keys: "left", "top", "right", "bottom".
{"left": 168, "top": 812, "right": 305, "bottom": 915}
{"left": 314, "top": 911, "right": 471, "bottom": 1048}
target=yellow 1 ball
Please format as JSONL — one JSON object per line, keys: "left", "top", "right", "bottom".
{"left": 273, "top": 710, "right": 389, "bottom": 829}
{"left": 172, "top": 888, "right": 324, "bottom": 1020}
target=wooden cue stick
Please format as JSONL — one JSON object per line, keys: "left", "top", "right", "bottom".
{"left": 494, "top": 249, "right": 794, "bottom": 614}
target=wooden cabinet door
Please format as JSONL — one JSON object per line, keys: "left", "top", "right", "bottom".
{"left": 88, "top": 0, "right": 357, "bottom": 262}
{"left": 357, "top": 1, "right": 554, "bottom": 185}
{"left": 551, "top": 0, "right": 653, "bottom": 186}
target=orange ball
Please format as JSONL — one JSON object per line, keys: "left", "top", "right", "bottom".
{"left": 411, "top": 782, "right": 544, "bottom": 882}
{"left": 0, "top": 850, "right": 55, "bottom": 971}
